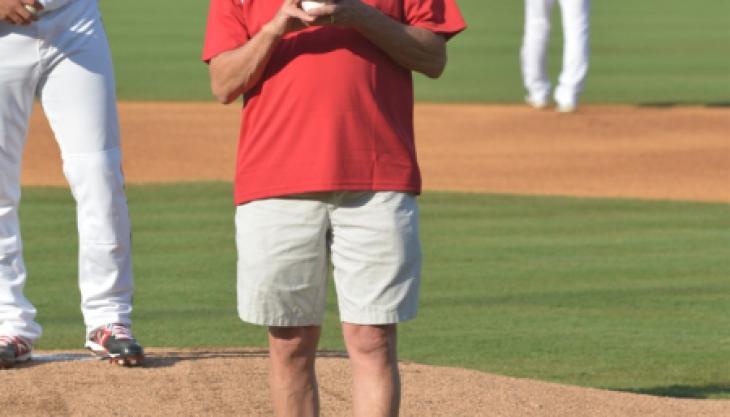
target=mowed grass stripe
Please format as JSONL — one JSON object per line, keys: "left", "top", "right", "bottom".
{"left": 101, "top": 0, "right": 730, "bottom": 103}
{"left": 20, "top": 183, "right": 730, "bottom": 398}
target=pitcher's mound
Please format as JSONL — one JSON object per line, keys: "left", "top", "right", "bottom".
{"left": 1, "top": 348, "right": 727, "bottom": 417}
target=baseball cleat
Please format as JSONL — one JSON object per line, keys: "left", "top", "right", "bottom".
{"left": 525, "top": 95, "right": 548, "bottom": 110}
{"left": 556, "top": 102, "right": 577, "bottom": 113}
{"left": 0, "top": 335, "right": 32, "bottom": 369}
{"left": 86, "top": 323, "right": 144, "bottom": 367}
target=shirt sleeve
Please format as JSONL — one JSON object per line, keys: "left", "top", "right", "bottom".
{"left": 202, "top": 0, "right": 249, "bottom": 63}
{"left": 402, "top": 0, "right": 467, "bottom": 40}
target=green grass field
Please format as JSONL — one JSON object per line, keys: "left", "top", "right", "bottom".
{"left": 15, "top": 0, "right": 729, "bottom": 403}
{"left": 21, "top": 184, "right": 730, "bottom": 399}
{"left": 101, "top": 0, "right": 730, "bottom": 103}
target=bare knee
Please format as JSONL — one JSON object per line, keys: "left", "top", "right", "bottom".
{"left": 269, "top": 326, "right": 320, "bottom": 362}
{"left": 343, "top": 324, "right": 397, "bottom": 360}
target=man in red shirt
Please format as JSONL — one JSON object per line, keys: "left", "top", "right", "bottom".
{"left": 203, "top": 1, "right": 464, "bottom": 416}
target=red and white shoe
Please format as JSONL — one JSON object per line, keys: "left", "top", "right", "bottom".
{"left": 0, "top": 335, "right": 32, "bottom": 369}
{"left": 85, "top": 323, "right": 144, "bottom": 367}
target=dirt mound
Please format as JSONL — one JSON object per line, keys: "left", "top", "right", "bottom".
{"left": 1, "top": 349, "right": 728, "bottom": 417}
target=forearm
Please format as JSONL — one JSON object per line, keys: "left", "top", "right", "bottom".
{"left": 209, "top": 25, "right": 282, "bottom": 104}
{"left": 351, "top": 4, "right": 446, "bottom": 78}
{"left": 208, "top": 0, "right": 314, "bottom": 104}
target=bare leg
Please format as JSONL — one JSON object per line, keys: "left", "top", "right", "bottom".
{"left": 268, "top": 326, "right": 321, "bottom": 417}
{"left": 343, "top": 323, "right": 400, "bottom": 417}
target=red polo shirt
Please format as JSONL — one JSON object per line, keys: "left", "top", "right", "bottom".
{"left": 203, "top": 0, "right": 466, "bottom": 204}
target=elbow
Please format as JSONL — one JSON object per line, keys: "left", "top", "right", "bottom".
{"left": 214, "top": 93, "right": 233, "bottom": 105}
{"left": 213, "top": 92, "right": 230, "bottom": 105}
{"left": 421, "top": 41, "right": 447, "bottom": 78}
{"left": 209, "top": 61, "right": 239, "bottom": 104}
{"left": 422, "top": 54, "right": 447, "bottom": 79}
{"left": 211, "top": 80, "right": 235, "bottom": 105}
{"left": 423, "top": 61, "right": 446, "bottom": 79}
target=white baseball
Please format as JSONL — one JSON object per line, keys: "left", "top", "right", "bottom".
{"left": 24, "top": 4, "right": 39, "bottom": 16}
{"left": 301, "top": 0, "right": 329, "bottom": 12}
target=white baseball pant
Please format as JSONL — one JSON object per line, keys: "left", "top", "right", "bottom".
{"left": 520, "top": 0, "right": 590, "bottom": 107}
{"left": 0, "top": 0, "right": 133, "bottom": 343}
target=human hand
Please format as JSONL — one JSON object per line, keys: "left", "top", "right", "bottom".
{"left": 302, "top": 0, "right": 370, "bottom": 28}
{"left": 262, "top": 0, "right": 317, "bottom": 38}
{"left": 0, "top": 0, "right": 43, "bottom": 25}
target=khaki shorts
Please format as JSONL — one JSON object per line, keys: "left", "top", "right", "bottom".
{"left": 235, "top": 191, "right": 421, "bottom": 326}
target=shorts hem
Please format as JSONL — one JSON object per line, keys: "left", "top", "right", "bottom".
{"left": 339, "top": 308, "right": 418, "bottom": 325}
{"left": 238, "top": 311, "right": 323, "bottom": 327}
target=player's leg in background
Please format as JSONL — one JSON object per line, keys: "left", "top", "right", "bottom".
{"left": 36, "top": 5, "right": 134, "bottom": 339}
{"left": 520, "top": 0, "right": 555, "bottom": 108}
{"left": 0, "top": 27, "right": 44, "bottom": 343}
{"left": 554, "top": 0, "right": 590, "bottom": 111}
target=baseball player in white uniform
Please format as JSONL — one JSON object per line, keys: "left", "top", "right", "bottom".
{"left": 520, "top": 0, "right": 590, "bottom": 112}
{"left": 0, "top": 0, "right": 143, "bottom": 367}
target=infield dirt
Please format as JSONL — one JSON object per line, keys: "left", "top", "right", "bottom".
{"left": 7, "top": 103, "right": 730, "bottom": 417}
{"left": 22, "top": 102, "right": 730, "bottom": 202}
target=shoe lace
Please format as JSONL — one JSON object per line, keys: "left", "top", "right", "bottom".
{"left": 108, "top": 323, "right": 133, "bottom": 340}
{"left": 0, "top": 335, "right": 32, "bottom": 356}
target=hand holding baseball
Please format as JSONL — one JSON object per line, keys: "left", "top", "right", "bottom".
{"left": 23, "top": 2, "right": 38, "bottom": 17}
{"left": 0, "top": 0, "right": 42, "bottom": 25}
{"left": 263, "top": 0, "right": 318, "bottom": 37}
{"left": 300, "top": 0, "right": 333, "bottom": 13}
{"left": 301, "top": 0, "right": 370, "bottom": 28}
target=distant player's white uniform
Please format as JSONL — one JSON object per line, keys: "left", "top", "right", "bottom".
{"left": 520, "top": 0, "right": 590, "bottom": 110}
{"left": 0, "top": 0, "right": 134, "bottom": 343}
